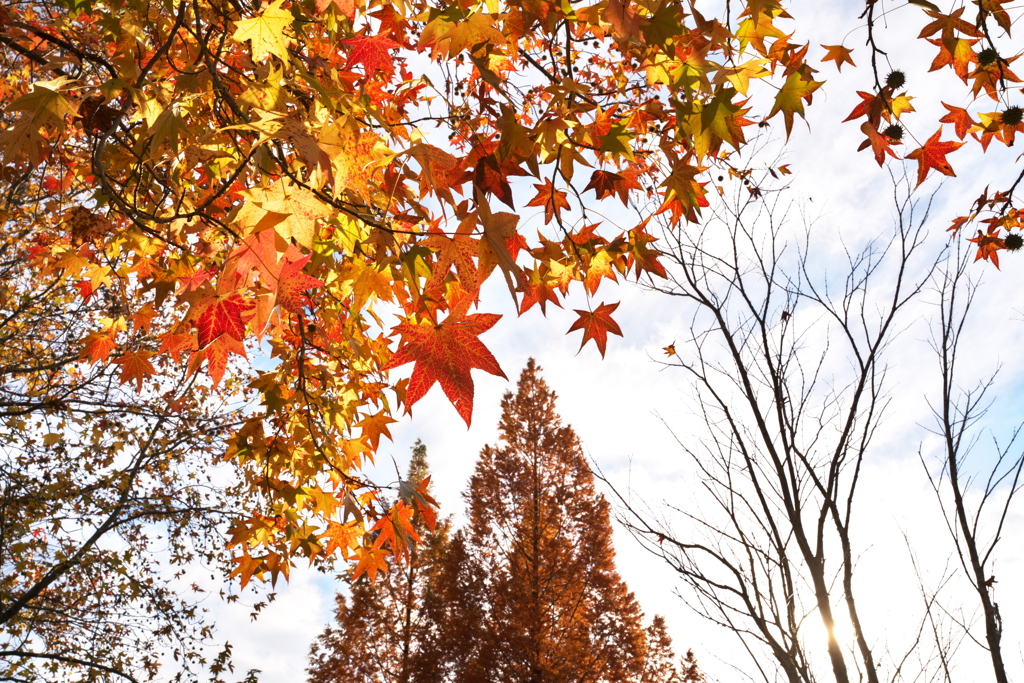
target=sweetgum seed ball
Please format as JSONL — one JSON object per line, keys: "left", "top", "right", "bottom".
{"left": 885, "top": 70, "right": 906, "bottom": 89}
{"left": 979, "top": 48, "right": 999, "bottom": 66}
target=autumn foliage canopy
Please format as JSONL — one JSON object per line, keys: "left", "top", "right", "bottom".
{"left": 0, "top": 0, "right": 1022, "bottom": 585}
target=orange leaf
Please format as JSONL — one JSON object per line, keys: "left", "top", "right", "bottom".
{"left": 857, "top": 122, "right": 899, "bottom": 166}
{"left": 381, "top": 312, "right": 507, "bottom": 426}
{"left": 525, "top": 178, "right": 571, "bottom": 225}
{"left": 518, "top": 267, "right": 563, "bottom": 316}
{"left": 355, "top": 409, "right": 398, "bottom": 451}
{"left": 229, "top": 551, "right": 266, "bottom": 590}
{"left": 628, "top": 225, "right": 667, "bottom": 279}
{"left": 320, "top": 520, "right": 360, "bottom": 557}
{"left": 821, "top": 44, "right": 856, "bottom": 72}
{"left": 423, "top": 232, "right": 481, "bottom": 295}
{"left": 351, "top": 545, "right": 390, "bottom": 583}
{"left": 158, "top": 333, "right": 198, "bottom": 362}
{"left": 967, "top": 227, "right": 1005, "bottom": 268}
{"left": 918, "top": 7, "right": 980, "bottom": 40}
{"left": 927, "top": 36, "right": 977, "bottom": 81}
{"left": 80, "top": 317, "right": 126, "bottom": 363}
{"left": 905, "top": 128, "right": 964, "bottom": 187}
{"left": 939, "top": 103, "right": 977, "bottom": 139}
{"left": 843, "top": 91, "right": 887, "bottom": 126}
{"left": 315, "top": 0, "right": 354, "bottom": 19}
{"left": 371, "top": 500, "right": 421, "bottom": 561}
{"left": 192, "top": 334, "right": 247, "bottom": 386}
{"left": 113, "top": 351, "right": 156, "bottom": 392}
{"left": 399, "top": 476, "right": 438, "bottom": 531}
{"left": 568, "top": 301, "right": 624, "bottom": 358}
{"left": 584, "top": 250, "right": 618, "bottom": 295}
{"left": 979, "top": 0, "right": 1012, "bottom": 36}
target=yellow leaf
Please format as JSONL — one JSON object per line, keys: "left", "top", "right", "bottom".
{"left": 256, "top": 180, "right": 334, "bottom": 249}
{"left": 9, "top": 77, "right": 77, "bottom": 128}
{"left": 769, "top": 71, "right": 823, "bottom": 138}
{"left": 232, "top": 0, "right": 295, "bottom": 62}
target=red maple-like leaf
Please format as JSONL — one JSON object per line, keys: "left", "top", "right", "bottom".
{"left": 526, "top": 178, "right": 571, "bottom": 225}
{"left": 568, "top": 301, "right": 624, "bottom": 358}
{"left": 843, "top": 91, "right": 886, "bottom": 126}
{"left": 370, "top": 500, "right": 421, "bottom": 563}
{"left": 939, "top": 103, "right": 977, "bottom": 139}
{"left": 627, "top": 225, "right": 667, "bottom": 279}
{"left": 584, "top": 169, "right": 643, "bottom": 205}
{"left": 344, "top": 35, "right": 402, "bottom": 77}
{"left": 518, "top": 266, "right": 563, "bottom": 316}
{"left": 381, "top": 312, "right": 506, "bottom": 426}
{"left": 113, "top": 351, "right": 156, "bottom": 392}
{"left": 158, "top": 332, "right": 198, "bottom": 362}
{"left": 857, "top": 122, "right": 900, "bottom": 166}
{"left": 193, "top": 292, "right": 255, "bottom": 347}
{"left": 905, "top": 128, "right": 965, "bottom": 187}
{"left": 967, "top": 227, "right": 1005, "bottom": 268}
{"left": 275, "top": 255, "right": 325, "bottom": 314}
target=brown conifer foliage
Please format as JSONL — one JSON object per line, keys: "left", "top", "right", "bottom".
{"left": 442, "top": 358, "right": 676, "bottom": 683}
{"left": 308, "top": 441, "right": 449, "bottom": 683}
{"left": 308, "top": 364, "right": 692, "bottom": 683}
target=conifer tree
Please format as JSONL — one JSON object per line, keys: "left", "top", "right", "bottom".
{"left": 428, "top": 359, "right": 680, "bottom": 683}
{"left": 309, "top": 365, "right": 692, "bottom": 683}
{"left": 308, "top": 441, "right": 449, "bottom": 683}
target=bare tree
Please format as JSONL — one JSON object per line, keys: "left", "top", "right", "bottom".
{"left": 605, "top": 182, "right": 940, "bottom": 683}
{"left": 919, "top": 242, "right": 1023, "bottom": 683}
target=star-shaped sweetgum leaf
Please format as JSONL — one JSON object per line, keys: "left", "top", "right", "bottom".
{"left": 351, "top": 545, "right": 390, "bottom": 583}
{"left": 232, "top": 0, "right": 295, "bottom": 62}
{"left": 113, "top": 351, "right": 156, "bottom": 392}
{"left": 769, "top": 71, "right": 822, "bottom": 139}
{"left": 584, "top": 169, "right": 643, "bottom": 205}
{"left": 525, "top": 178, "right": 571, "bottom": 225}
{"left": 905, "top": 128, "right": 964, "bottom": 187}
{"left": 857, "top": 122, "right": 900, "bottom": 166}
{"left": 568, "top": 301, "right": 623, "bottom": 358}
{"left": 381, "top": 312, "right": 506, "bottom": 426}
{"left": 192, "top": 292, "right": 256, "bottom": 348}
{"left": 422, "top": 232, "right": 481, "bottom": 296}
{"left": 821, "top": 44, "right": 856, "bottom": 72}
{"left": 320, "top": 520, "right": 360, "bottom": 558}
{"left": 275, "top": 254, "right": 325, "bottom": 314}
{"left": 344, "top": 35, "right": 402, "bottom": 78}
{"left": 939, "top": 103, "right": 977, "bottom": 139}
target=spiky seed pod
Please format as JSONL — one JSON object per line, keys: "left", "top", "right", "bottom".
{"left": 885, "top": 70, "right": 906, "bottom": 89}
{"left": 978, "top": 48, "right": 999, "bottom": 66}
